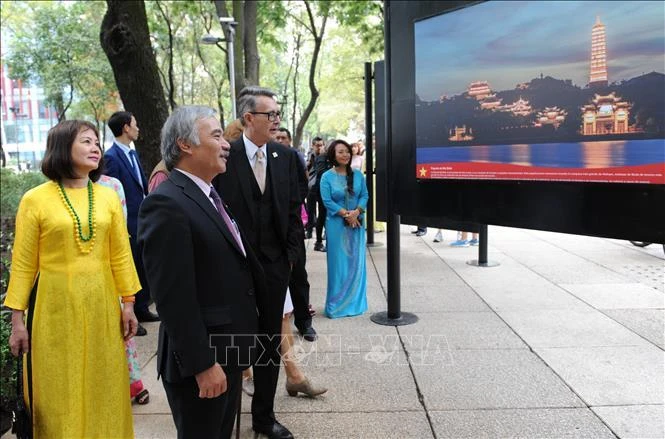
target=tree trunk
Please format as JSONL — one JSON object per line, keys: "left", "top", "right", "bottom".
{"left": 232, "top": 0, "right": 246, "bottom": 94}
{"left": 291, "top": 33, "right": 302, "bottom": 139}
{"left": 293, "top": 1, "right": 327, "bottom": 149}
{"left": 100, "top": 0, "right": 168, "bottom": 174}
{"left": 52, "top": 93, "right": 66, "bottom": 121}
{"left": 243, "top": 1, "right": 259, "bottom": 86}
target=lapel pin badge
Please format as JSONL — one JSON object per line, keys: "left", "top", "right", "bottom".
{"left": 272, "top": 152, "right": 278, "bottom": 158}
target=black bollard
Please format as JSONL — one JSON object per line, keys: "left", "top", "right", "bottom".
{"left": 467, "top": 224, "right": 500, "bottom": 267}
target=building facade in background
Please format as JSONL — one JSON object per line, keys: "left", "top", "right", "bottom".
{"left": 0, "top": 62, "right": 58, "bottom": 171}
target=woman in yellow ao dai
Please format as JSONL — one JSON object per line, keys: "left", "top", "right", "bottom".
{"left": 4, "top": 120, "right": 141, "bottom": 438}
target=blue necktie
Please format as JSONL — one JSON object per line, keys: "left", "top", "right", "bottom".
{"left": 128, "top": 150, "right": 144, "bottom": 188}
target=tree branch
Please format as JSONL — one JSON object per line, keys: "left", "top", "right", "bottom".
{"left": 155, "top": 0, "right": 177, "bottom": 110}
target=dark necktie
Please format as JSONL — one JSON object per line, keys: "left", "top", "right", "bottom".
{"left": 128, "top": 150, "right": 144, "bottom": 189}
{"left": 209, "top": 186, "right": 246, "bottom": 256}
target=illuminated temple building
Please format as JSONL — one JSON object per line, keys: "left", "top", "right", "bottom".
{"left": 449, "top": 125, "right": 474, "bottom": 141}
{"left": 467, "top": 81, "right": 491, "bottom": 100}
{"left": 589, "top": 16, "right": 608, "bottom": 88}
{"left": 581, "top": 93, "right": 632, "bottom": 135}
{"left": 534, "top": 107, "right": 567, "bottom": 128}
{"left": 497, "top": 98, "right": 532, "bottom": 116}
{"left": 480, "top": 94, "right": 502, "bottom": 110}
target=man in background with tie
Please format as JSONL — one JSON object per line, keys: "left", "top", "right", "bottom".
{"left": 106, "top": 111, "right": 159, "bottom": 332}
{"left": 138, "top": 105, "right": 265, "bottom": 438}
{"left": 213, "top": 86, "right": 300, "bottom": 439}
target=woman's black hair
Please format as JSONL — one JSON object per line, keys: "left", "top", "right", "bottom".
{"left": 326, "top": 139, "right": 354, "bottom": 194}
{"left": 41, "top": 120, "right": 104, "bottom": 182}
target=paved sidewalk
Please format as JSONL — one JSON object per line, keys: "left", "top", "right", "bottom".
{"left": 132, "top": 226, "right": 664, "bottom": 438}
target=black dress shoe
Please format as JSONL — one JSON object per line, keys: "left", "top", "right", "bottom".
{"left": 136, "top": 324, "right": 148, "bottom": 337}
{"left": 253, "top": 421, "right": 294, "bottom": 439}
{"left": 300, "top": 326, "right": 317, "bottom": 342}
{"left": 313, "top": 242, "right": 326, "bottom": 252}
{"left": 135, "top": 310, "right": 160, "bottom": 322}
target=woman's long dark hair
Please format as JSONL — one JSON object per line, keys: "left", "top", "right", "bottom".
{"left": 327, "top": 139, "right": 354, "bottom": 194}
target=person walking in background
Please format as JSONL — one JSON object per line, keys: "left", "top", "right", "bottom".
{"left": 138, "top": 106, "right": 265, "bottom": 439}
{"left": 5, "top": 120, "right": 141, "bottom": 438}
{"left": 412, "top": 225, "right": 427, "bottom": 237}
{"left": 148, "top": 159, "right": 169, "bottom": 192}
{"left": 213, "top": 86, "right": 300, "bottom": 439}
{"left": 305, "top": 137, "right": 325, "bottom": 240}
{"left": 98, "top": 174, "right": 150, "bottom": 405}
{"left": 320, "top": 139, "right": 369, "bottom": 319}
{"left": 223, "top": 118, "right": 245, "bottom": 142}
{"left": 450, "top": 231, "right": 479, "bottom": 247}
{"left": 313, "top": 139, "right": 333, "bottom": 252}
{"left": 350, "top": 141, "right": 365, "bottom": 171}
{"left": 280, "top": 288, "right": 327, "bottom": 397}
{"left": 105, "top": 111, "right": 159, "bottom": 333}
{"left": 275, "top": 127, "right": 317, "bottom": 341}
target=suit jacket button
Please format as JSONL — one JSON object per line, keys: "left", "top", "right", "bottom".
{"left": 247, "top": 288, "right": 254, "bottom": 296}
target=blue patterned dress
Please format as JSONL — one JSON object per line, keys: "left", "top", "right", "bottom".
{"left": 320, "top": 168, "right": 369, "bottom": 318}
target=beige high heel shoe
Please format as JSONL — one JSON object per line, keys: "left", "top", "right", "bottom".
{"left": 285, "top": 378, "right": 327, "bottom": 397}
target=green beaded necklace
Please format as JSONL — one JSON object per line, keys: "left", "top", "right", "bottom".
{"left": 57, "top": 180, "right": 96, "bottom": 252}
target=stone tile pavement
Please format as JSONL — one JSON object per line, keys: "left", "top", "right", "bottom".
{"left": 131, "top": 225, "right": 664, "bottom": 438}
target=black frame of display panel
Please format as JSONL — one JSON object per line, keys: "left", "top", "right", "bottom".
{"left": 384, "top": 0, "right": 664, "bottom": 243}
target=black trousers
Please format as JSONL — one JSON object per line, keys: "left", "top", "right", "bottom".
{"left": 163, "top": 369, "right": 241, "bottom": 439}
{"left": 289, "top": 239, "right": 311, "bottom": 332}
{"left": 130, "top": 236, "right": 151, "bottom": 313}
{"left": 305, "top": 189, "right": 317, "bottom": 233}
{"left": 315, "top": 194, "right": 327, "bottom": 243}
{"left": 252, "top": 255, "right": 290, "bottom": 429}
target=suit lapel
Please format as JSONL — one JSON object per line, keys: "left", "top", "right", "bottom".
{"left": 171, "top": 171, "right": 245, "bottom": 257}
{"left": 266, "top": 142, "right": 280, "bottom": 194}
{"left": 231, "top": 139, "right": 256, "bottom": 214}
{"left": 112, "top": 143, "right": 144, "bottom": 190}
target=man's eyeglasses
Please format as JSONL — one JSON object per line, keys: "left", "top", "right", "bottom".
{"left": 249, "top": 111, "right": 281, "bottom": 122}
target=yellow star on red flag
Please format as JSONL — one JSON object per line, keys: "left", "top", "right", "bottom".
{"left": 419, "top": 166, "right": 428, "bottom": 177}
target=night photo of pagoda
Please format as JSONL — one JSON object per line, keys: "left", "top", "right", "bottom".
{"left": 414, "top": 1, "right": 665, "bottom": 184}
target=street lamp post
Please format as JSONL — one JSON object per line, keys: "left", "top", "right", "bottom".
{"left": 202, "top": 17, "right": 238, "bottom": 120}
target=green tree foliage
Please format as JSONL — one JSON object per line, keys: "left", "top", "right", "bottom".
{"left": 3, "top": 0, "right": 384, "bottom": 152}
{"left": 3, "top": 1, "right": 116, "bottom": 125}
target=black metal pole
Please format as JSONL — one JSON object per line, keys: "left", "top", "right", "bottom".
{"left": 478, "top": 224, "right": 488, "bottom": 265}
{"left": 371, "top": 1, "right": 417, "bottom": 327}
{"left": 387, "top": 213, "right": 401, "bottom": 318}
{"left": 467, "top": 224, "right": 499, "bottom": 267}
{"left": 364, "top": 62, "right": 375, "bottom": 246}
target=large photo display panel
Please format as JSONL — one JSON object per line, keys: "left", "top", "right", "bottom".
{"left": 386, "top": 1, "right": 664, "bottom": 243}
{"left": 414, "top": 1, "right": 665, "bottom": 184}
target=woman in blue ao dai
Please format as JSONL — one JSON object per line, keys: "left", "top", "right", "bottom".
{"left": 319, "top": 139, "right": 369, "bottom": 318}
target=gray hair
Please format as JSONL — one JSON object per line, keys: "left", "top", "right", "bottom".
{"left": 161, "top": 105, "right": 217, "bottom": 171}
{"left": 237, "top": 86, "right": 277, "bottom": 126}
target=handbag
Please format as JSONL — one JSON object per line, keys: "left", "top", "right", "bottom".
{"left": 12, "top": 275, "right": 37, "bottom": 439}
{"left": 11, "top": 357, "right": 32, "bottom": 439}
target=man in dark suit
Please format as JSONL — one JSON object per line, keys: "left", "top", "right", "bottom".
{"left": 138, "top": 105, "right": 265, "bottom": 438}
{"left": 105, "top": 111, "right": 159, "bottom": 330}
{"left": 275, "top": 127, "right": 317, "bottom": 341}
{"left": 213, "top": 87, "right": 300, "bottom": 439}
